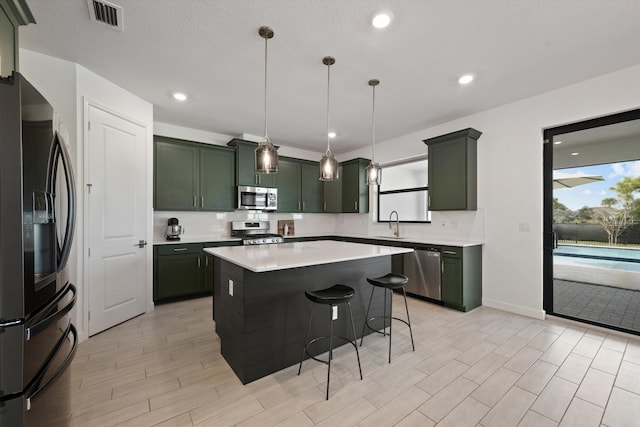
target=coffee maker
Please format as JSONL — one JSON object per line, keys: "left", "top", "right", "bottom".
{"left": 165, "top": 217, "right": 184, "bottom": 241}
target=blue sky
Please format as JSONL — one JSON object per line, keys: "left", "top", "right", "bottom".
{"left": 554, "top": 160, "right": 640, "bottom": 210}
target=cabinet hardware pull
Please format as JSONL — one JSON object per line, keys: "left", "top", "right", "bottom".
{"left": 298, "top": 201, "right": 301, "bottom": 211}
{"left": 302, "top": 201, "right": 305, "bottom": 211}
{"left": 193, "top": 196, "right": 197, "bottom": 208}
{"left": 443, "top": 250, "right": 457, "bottom": 255}
{"left": 198, "top": 258, "right": 201, "bottom": 268}
{"left": 205, "top": 257, "right": 208, "bottom": 267}
{"left": 354, "top": 201, "right": 357, "bottom": 211}
{"left": 324, "top": 202, "right": 326, "bottom": 211}
{"left": 173, "top": 248, "right": 188, "bottom": 252}
{"left": 441, "top": 261, "right": 444, "bottom": 274}
{"left": 201, "top": 196, "right": 204, "bottom": 207}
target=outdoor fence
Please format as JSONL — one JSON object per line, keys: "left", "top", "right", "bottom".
{"left": 555, "top": 223, "right": 640, "bottom": 245}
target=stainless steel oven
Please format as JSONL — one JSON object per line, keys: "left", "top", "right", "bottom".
{"left": 237, "top": 186, "right": 277, "bottom": 211}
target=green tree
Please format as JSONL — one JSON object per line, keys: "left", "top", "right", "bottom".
{"left": 592, "top": 198, "right": 629, "bottom": 244}
{"left": 575, "top": 206, "right": 593, "bottom": 223}
{"left": 553, "top": 198, "right": 575, "bottom": 223}
{"left": 611, "top": 176, "right": 640, "bottom": 221}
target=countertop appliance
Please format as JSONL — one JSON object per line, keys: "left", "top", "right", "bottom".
{"left": 0, "top": 73, "right": 78, "bottom": 426}
{"left": 403, "top": 246, "right": 441, "bottom": 301}
{"left": 237, "top": 186, "right": 277, "bottom": 211}
{"left": 165, "top": 217, "right": 184, "bottom": 241}
{"left": 230, "top": 220, "right": 284, "bottom": 245}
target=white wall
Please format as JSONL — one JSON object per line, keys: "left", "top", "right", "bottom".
{"left": 20, "top": 49, "right": 154, "bottom": 341}
{"left": 340, "top": 63, "right": 640, "bottom": 319}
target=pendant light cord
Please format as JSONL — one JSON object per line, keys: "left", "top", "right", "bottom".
{"left": 263, "top": 35, "right": 269, "bottom": 143}
{"left": 371, "top": 83, "right": 376, "bottom": 161}
{"left": 326, "top": 61, "right": 331, "bottom": 153}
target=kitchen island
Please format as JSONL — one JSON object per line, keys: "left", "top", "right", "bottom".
{"left": 204, "top": 240, "right": 413, "bottom": 384}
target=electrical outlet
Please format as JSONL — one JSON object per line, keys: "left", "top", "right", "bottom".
{"left": 518, "top": 222, "right": 530, "bottom": 232}
{"left": 228, "top": 279, "right": 234, "bottom": 296}
{"left": 332, "top": 305, "right": 338, "bottom": 320}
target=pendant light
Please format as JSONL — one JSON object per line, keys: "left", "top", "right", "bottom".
{"left": 365, "top": 79, "right": 382, "bottom": 185}
{"left": 255, "top": 26, "right": 278, "bottom": 174}
{"left": 319, "top": 56, "right": 339, "bottom": 181}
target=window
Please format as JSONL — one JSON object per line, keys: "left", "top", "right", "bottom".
{"left": 377, "top": 157, "right": 430, "bottom": 222}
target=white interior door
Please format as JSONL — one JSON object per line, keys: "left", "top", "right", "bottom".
{"left": 87, "top": 105, "right": 147, "bottom": 336}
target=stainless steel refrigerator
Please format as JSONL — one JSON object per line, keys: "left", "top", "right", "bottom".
{"left": 0, "top": 72, "right": 77, "bottom": 426}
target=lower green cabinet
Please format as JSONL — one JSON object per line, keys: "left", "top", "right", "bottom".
{"left": 440, "top": 245, "right": 482, "bottom": 312}
{"left": 154, "top": 244, "right": 206, "bottom": 302}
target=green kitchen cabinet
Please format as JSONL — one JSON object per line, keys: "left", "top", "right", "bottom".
{"left": 227, "top": 138, "right": 276, "bottom": 187}
{"left": 322, "top": 165, "right": 342, "bottom": 212}
{"left": 200, "top": 146, "right": 235, "bottom": 211}
{"left": 276, "top": 157, "right": 322, "bottom": 213}
{"left": 154, "top": 136, "right": 235, "bottom": 211}
{"left": 0, "top": 0, "right": 34, "bottom": 77}
{"left": 154, "top": 243, "right": 206, "bottom": 303}
{"left": 424, "top": 128, "right": 482, "bottom": 211}
{"left": 440, "top": 245, "right": 482, "bottom": 312}
{"left": 341, "top": 158, "right": 370, "bottom": 213}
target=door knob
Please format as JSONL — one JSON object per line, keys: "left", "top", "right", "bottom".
{"left": 137, "top": 240, "right": 148, "bottom": 248}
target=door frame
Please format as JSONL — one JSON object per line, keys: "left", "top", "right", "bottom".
{"left": 543, "top": 108, "right": 640, "bottom": 324}
{"left": 81, "top": 98, "right": 153, "bottom": 340}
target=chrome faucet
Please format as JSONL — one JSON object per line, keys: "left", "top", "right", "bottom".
{"left": 389, "top": 210, "right": 399, "bottom": 237}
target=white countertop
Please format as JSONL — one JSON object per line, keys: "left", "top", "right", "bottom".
{"left": 204, "top": 240, "right": 413, "bottom": 272}
{"left": 155, "top": 233, "right": 482, "bottom": 247}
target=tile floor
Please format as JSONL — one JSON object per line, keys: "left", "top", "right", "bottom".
{"left": 52, "top": 295, "right": 640, "bottom": 426}
{"left": 554, "top": 279, "right": 640, "bottom": 331}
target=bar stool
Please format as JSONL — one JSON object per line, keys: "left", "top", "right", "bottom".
{"left": 360, "top": 273, "right": 415, "bottom": 363}
{"left": 298, "top": 284, "right": 363, "bottom": 400}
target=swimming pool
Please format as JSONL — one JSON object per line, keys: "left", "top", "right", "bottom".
{"left": 554, "top": 244, "right": 640, "bottom": 272}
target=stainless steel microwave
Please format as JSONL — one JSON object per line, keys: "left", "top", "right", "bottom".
{"left": 237, "top": 186, "right": 277, "bottom": 211}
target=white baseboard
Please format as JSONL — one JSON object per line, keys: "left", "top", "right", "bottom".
{"left": 482, "top": 298, "right": 546, "bottom": 320}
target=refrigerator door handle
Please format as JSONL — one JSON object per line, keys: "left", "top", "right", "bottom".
{"left": 47, "top": 132, "right": 76, "bottom": 272}
{"left": 25, "top": 283, "right": 76, "bottom": 341}
{"left": 24, "top": 322, "right": 78, "bottom": 409}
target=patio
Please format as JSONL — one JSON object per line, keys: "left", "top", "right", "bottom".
{"left": 554, "top": 279, "right": 640, "bottom": 331}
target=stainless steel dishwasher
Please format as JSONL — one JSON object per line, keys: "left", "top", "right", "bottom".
{"left": 403, "top": 247, "right": 441, "bottom": 300}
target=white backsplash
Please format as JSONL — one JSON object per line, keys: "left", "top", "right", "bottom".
{"left": 154, "top": 208, "right": 485, "bottom": 244}
{"left": 153, "top": 211, "right": 338, "bottom": 242}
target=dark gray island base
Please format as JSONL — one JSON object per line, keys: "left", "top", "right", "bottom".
{"left": 212, "top": 255, "right": 393, "bottom": 384}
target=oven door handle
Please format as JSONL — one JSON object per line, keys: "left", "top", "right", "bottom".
{"left": 24, "top": 322, "right": 78, "bottom": 409}
{"left": 25, "top": 282, "right": 76, "bottom": 341}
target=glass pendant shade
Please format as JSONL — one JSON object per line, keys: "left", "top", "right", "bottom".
{"left": 319, "top": 56, "right": 339, "bottom": 181}
{"left": 319, "top": 149, "right": 339, "bottom": 181}
{"left": 367, "top": 79, "right": 382, "bottom": 186}
{"left": 256, "top": 26, "right": 278, "bottom": 174}
{"left": 255, "top": 139, "right": 278, "bottom": 173}
{"left": 365, "top": 161, "right": 382, "bottom": 185}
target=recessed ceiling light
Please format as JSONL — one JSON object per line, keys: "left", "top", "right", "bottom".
{"left": 554, "top": 140, "right": 563, "bottom": 145}
{"left": 458, "top": 74, "right": 474, "bottom": 85}
{"left": 371, "top": 12, "right": 392, "bottom": 29}
{"left": 328, "top": 132, "right": 336, "bottom": 139}
{"left": 173, "top": 92, "right": 187, "bottom": 101}
{"left": 571, "top": 152, "right": 579, "bottom": 156}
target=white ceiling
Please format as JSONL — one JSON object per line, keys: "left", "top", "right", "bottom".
{"left": 19, "top": 0, "right": 640, "bottom": 155}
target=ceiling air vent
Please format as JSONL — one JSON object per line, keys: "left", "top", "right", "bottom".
{"left": 87, "top": 0, "right": 123, "bottom": 31}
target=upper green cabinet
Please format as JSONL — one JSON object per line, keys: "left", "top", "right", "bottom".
{"left": 424, "top": 128, "right": 481, "bottom": 211}
{"left": 276, "top": 157, "right": 322, "bottom": 213}
{"left": 227, "top": 138, "right": 276, "bottom": 187}
{"left": 0, "top": 0, "right": 35, "bottom": 77}
{"left": 341, "top": 158, "right": 370, "bottom": 213}
{"left": 322, "top": 166, "right": 342, "bottom": 213}
{"left": 154, "top": 136, "right": 235, "bottom": 211}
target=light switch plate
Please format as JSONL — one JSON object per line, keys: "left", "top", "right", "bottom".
{"left": 228, "top": 279, "right": 234, "bottom": 296}
{"left": 332, "top": 305, "right": 338, "bottom": 320}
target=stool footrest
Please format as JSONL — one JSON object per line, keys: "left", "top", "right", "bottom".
{"left": 303, "top": 335, "right": 358, "bottom": 365}
{"left": 363, "top": 315, "right": 411, "bottom": 336}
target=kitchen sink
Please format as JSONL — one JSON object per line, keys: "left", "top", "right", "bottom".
{"left": 373, "top": 235, "right": 408, "bottom": 240}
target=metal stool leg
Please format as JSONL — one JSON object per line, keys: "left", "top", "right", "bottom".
{"left": 326, "top": 305, "right": 334, "bottom": 400}
{"left": 383, "top": 287, "right": 388, "bottom": 336}
{"left": 388, "top": 288, "right": 393, "bottom": 363}
{"left": 360, "top": 285, "right": 375, "bottom": 346}
{"left": 347, "top": 301, "right": 363, "bottom": 380}
{"left": 298, "top": 303, "right": 314, "bottom": 375}
{"left": 402, "top": 287, "right": 415, "bottom": 351}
